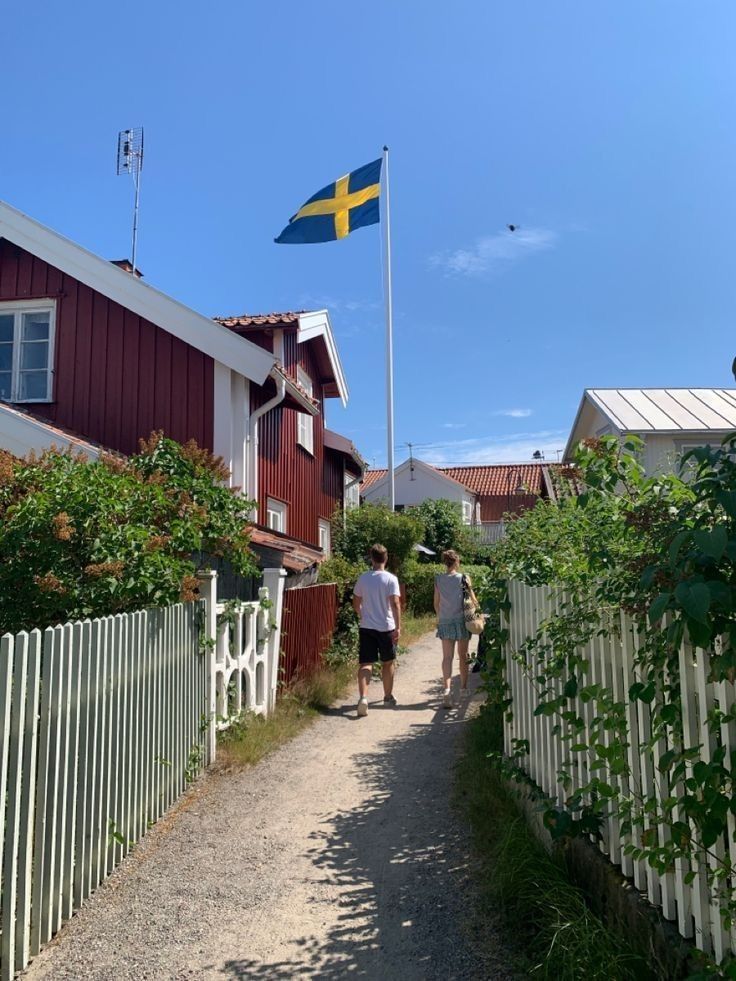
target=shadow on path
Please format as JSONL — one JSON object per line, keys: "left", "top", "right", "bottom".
{"left": 219, "top": 683, "right": 502, "bottom": 980}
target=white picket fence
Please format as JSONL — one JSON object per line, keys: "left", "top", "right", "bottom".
{"left": 506, "top": 579, "right": 736, "bottom": 962}
{"left": 0, "top": 566, "right": 286, "bottom": 978}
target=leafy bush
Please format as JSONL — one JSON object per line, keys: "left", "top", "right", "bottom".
{"left": 0, "top": 433, "right": 257, "bottom": 633}
{"left": 317, "top": 553, "right": 366, "bottom": 665}
{"left": 403, "top": 561, "right": 489, "bottom": 614}
{"left": 317, "top": 554, "right": 367, "bottom": 591}
{"left": 405, "top": 498, "right": 473, "bottom": 555}
{"left": 332, "top": 501, "right": 422, "bottom": 575}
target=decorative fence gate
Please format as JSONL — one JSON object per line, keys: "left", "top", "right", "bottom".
{"left": 506, "top": 579, "right": 736, "bottom": 962}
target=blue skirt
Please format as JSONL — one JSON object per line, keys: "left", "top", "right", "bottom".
{"left": 436, "top": 616, "right": 470, "bottom": 641}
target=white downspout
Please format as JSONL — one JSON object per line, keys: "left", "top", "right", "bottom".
{"left": 247, "top": 331, "right": 286, "bottom": 522}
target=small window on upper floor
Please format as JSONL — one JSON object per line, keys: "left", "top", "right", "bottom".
{"left": 266, "top": 497, "right": 287, "bottom": 534}
{"left": 296, "top": 366, "right": 314, "bottom": 454}
{"left": 0, "top": 301, "right": 56, "bottom": 403}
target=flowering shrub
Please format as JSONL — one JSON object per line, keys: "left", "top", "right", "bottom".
{"left": 0, "top": 433, "right": 257, "bottom": 633}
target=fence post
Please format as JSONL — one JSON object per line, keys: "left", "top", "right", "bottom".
{"left": 261, "top": 567, "right": 287, "bottom": 713}
{"left": 196, "top": 570, "right": 218, "bottom": 764}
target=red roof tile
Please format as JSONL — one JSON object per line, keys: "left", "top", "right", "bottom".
{"left": 439, "top": 464, "right": 546, "bottom": 496}
{"left": 361, "top": 463, "right": 547, "bottom": 496}
{"left": 214, "top": 312, "right": 304, "bottom": 329}
{"left": 361, "top": 469, "right": 387, "bottom": 491}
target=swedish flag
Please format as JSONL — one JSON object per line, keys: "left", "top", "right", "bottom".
{"left": 275, "top": 158, "right": 382, "bottom": 244}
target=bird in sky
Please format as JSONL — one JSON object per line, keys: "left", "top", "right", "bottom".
{"left": 507, "top": 224, "right": 518, "bottom": 232}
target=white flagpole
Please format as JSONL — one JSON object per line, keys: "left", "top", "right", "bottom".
{"left": 382, "top": 145, "right": 396, "bottom": 511}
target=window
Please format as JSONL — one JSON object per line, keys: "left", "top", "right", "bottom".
{"left": 296, "top": 366, "right": 314, "bottom": 454}
{"left": 344, "top": 474, "right": 360, "bottom": 510}
{"left": 0, "top": 301, "right": 56, "bottom": 402}
{"left": 462, "top": 500, "right": 473, "bottom": 525}
{"left": 318, "top": 519, "right": 331, "bottom": 555}
{"left": 266, "top": 498, "right": 287, "bottom": 533}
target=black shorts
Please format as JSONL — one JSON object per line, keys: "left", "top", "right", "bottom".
{"left": 358, "top": 628, "right": 396, "bottom": 664}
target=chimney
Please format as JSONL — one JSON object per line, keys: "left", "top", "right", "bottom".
{"left": 110, "top": 259, "right": 143, "bottom": 278}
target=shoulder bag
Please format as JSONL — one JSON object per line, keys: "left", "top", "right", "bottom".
{"left": 461, "top": 574, "right": 485, "bottom": 635}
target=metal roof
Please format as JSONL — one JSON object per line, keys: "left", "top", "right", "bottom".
{"left": 586, "top": 389, "right": 736, "bottom": 433}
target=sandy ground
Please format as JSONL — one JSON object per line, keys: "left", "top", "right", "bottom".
{"left": 22, "top": 632, "right": 512, "bottom": 980}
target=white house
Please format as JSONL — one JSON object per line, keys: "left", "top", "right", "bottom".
{"left": 565, "top": 388, "right": 736, "bottom": 474}
{"left": 361, "top": 458, "right": 479, "bottom": 524}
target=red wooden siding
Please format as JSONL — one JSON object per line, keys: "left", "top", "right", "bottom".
{"left": 255, "top": 332, "right": 335, "bottom": 547}
{"left": 280, "top": 583, "right": 338, "bottom": 685}
{"left": 321, "top": 449, "right": 344, "bottom": 524}
{"left": 0, "top": 240, "right": 214, "bottom": 456}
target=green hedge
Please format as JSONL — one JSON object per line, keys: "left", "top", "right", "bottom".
{"left": 402, "top": 562, "right": 488, "bottom": 614}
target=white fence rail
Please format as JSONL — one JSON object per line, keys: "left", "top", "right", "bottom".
{"left": 0, "top": 565, "right": 287, "bottom": 978}
{"left": 471, "top": 521, "right": 506, "bottom": 545}
{"left": 506, "top": 579, "right": 736, "bottom": 962}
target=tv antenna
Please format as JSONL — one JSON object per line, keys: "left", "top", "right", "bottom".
{"left": 116, "top": 127, "right": 144, "bottom": 273}
{"left": 405, "top": 442, "right": 416, "bottom": 480}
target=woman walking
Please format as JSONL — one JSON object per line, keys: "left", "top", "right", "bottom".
{"left": 434, "top": 549, "right": 478, "bottom": 708}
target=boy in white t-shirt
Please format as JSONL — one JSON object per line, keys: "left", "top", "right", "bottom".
{"left": 352, "top": 543, "right": 401, "bottom": 717}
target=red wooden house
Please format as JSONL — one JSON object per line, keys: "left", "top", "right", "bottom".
{"left": 0, "top": 200, "right": 363, "bottom": 573}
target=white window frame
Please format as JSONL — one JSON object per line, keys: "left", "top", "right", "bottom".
{"left": 318, "top": 518, "right": 331, "bottom": 555}
{"left": 462, "top": 499, "right": 473, "bottom": 525}
{"left": 266, "top": 497, "right": 287, "bottom": 533}
{"left": 344, "top": 475, "right": 360, "bottom": 510}
{"left": 296, "top": 366, "right": 314, "bottom": 454}
{"left": 0, "top": 299, "right": 56, "bottom": 403}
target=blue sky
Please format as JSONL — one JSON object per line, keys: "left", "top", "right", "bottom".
{"left": 4, "top": 2, "right": 736, "bottom": 467}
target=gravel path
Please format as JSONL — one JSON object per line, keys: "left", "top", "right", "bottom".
{"left": 22, "top": 632, "right": 511, "bottom": 980}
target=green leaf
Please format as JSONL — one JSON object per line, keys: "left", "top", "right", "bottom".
{"left": 648, "top": 593, "right": 671, "bottom": 624}
{"left": 693, "top": 526, "right": 728, "bottom": 561}
{"left": 563, "top": 676, "right": 578, "bottom": 699}
{"left": 675, "top": 581, "right": 711, "bottom": 624}
{"left": 668, "top": 530, "right": 691, "bottom": 566}
{"left": 659, "top": 703, "right": 679, "bottom": 725}
{"left": 706, "top": 580, "right": 731, "bottom": 606}
{"left": 716, "top": 490, "right": 736, "bottom": 518}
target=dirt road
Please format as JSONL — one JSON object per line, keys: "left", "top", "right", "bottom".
{"left": 23, "top": 632, "right": 511, "bottom": 980}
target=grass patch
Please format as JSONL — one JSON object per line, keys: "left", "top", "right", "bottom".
{"left": 401, "top": 612, "right": 436, "bottom": 645}
{"left": 217, "top": 661, "right": 354, "bottom": 769}
{"left": 456, "top": 704, "right": 649, "bottom": 980}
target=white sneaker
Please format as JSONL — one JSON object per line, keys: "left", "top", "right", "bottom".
{"left": 442, "top": 689, "right": 453, "bottom": 709}
{"left": 357, "top": 697, "right": 368, "bottom": 717}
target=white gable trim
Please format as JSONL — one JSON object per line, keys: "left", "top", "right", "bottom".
{"left": 364, "top": 457, "right": 476, "bottom": 501}
{"left": 563, "top": 390, "right": 621, "bottom": 461}
{"left": 0, "top": 200, "right": 276, "bottom": 385}
{"left": 297, "top": 309, "right": 349, "bottom": 407}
